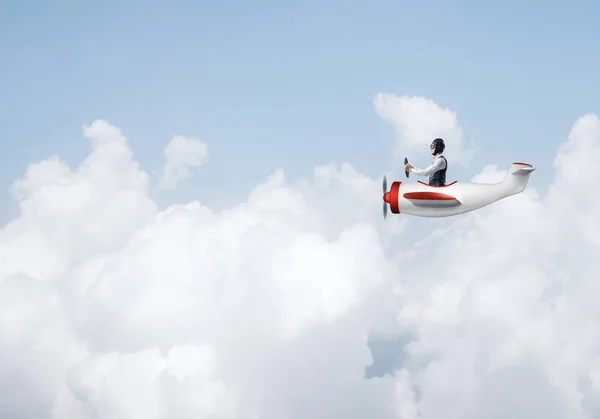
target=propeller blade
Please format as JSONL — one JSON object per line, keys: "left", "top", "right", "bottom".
{"left": 382, "top": 175, "right": 388, "bottom": 219}
{"left": 404, "top": 157, "right": 409, "bottom": 178}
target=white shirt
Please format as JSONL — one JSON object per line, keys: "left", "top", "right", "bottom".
{"left": 411, "top": 154, "right": 446, "bottom": 176}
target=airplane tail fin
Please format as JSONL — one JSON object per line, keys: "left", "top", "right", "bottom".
{"left": 501, "top": 162, "right": 535, "bottom": 195}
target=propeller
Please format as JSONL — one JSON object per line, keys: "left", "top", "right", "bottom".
{"left": 382, "top": 174, "right": 388, "bottom": 219}
{"left": 383, "top": 157, "right": 409, "bottom": 219}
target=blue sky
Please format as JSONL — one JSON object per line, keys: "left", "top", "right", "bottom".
{"left": 1, "top": 0, "right": 599, "bottom": 221}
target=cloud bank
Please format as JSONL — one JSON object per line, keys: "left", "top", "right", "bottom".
{"left": 1, "top": 102, "right": 600, "bottom": 419}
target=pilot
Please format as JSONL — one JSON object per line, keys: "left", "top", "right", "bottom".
{"left": 404, "top": 138, "right": 447, "bottom": 186}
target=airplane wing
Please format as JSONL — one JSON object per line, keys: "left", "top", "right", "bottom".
{"left": 403, "top": 191, "right": 461, "bottom": 207}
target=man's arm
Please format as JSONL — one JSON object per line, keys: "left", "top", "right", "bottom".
{"left": 410, "top": 158, "right": 445, "bottom": 176}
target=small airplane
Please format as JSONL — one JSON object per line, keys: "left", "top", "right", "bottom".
{"left": 382, "top": 160, "right": 535, "bottom": 218}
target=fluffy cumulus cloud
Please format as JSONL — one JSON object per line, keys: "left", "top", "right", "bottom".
{"left": 469, "top": 164, "right": 506, "bottom": 183}
{"left": 373, "top": 94, "right": 478, "bottom": 166}
{"left": 1, "top": 109, "right": 600, "bottom": 419}
{"left": 159, "top": 135, "right": 208, "bottom": 190}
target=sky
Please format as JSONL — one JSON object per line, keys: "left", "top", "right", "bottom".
{"left": 2, "top": 0, "right": 599, "bottom": 218}
{"left": 1, "top": 1, "right": 600, "bottom": 418}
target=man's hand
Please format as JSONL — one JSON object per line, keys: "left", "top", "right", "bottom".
{"left": 404, "top": 163, "right": 413, "bottom": 172}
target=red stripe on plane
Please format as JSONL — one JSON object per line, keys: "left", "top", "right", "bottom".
{"left": 403, "top": 191, "right": 457, "bottom": 201}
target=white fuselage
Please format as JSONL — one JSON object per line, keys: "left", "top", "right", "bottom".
{"left": 395, "top": 181, "right": 513, "bottom": 217}
{"left": 385, "top": 162, "right": 535, "bottom": 218}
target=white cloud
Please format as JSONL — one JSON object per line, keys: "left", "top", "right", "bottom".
{"left": 52, "top": 345, "right": 235, "bottom": 419}
{"left": 158, "top": 135, "right": 208, "bottom": 190}
{"left": 0, "top": 111, "right": 599, "bottom": 419}
{"left": 373, "top": 94, "right": 478, "bottom": 166}
{"left": 470, "top": 164, "right": 506, "bottom": 183}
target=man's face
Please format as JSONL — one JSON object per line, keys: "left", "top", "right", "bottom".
{"left": 430, "top": 144, "right": 435, "bottom": 154}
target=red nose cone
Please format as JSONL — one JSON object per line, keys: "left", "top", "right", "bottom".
{"left": 383, "top": 192, "right": 391, "bottom": 203}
